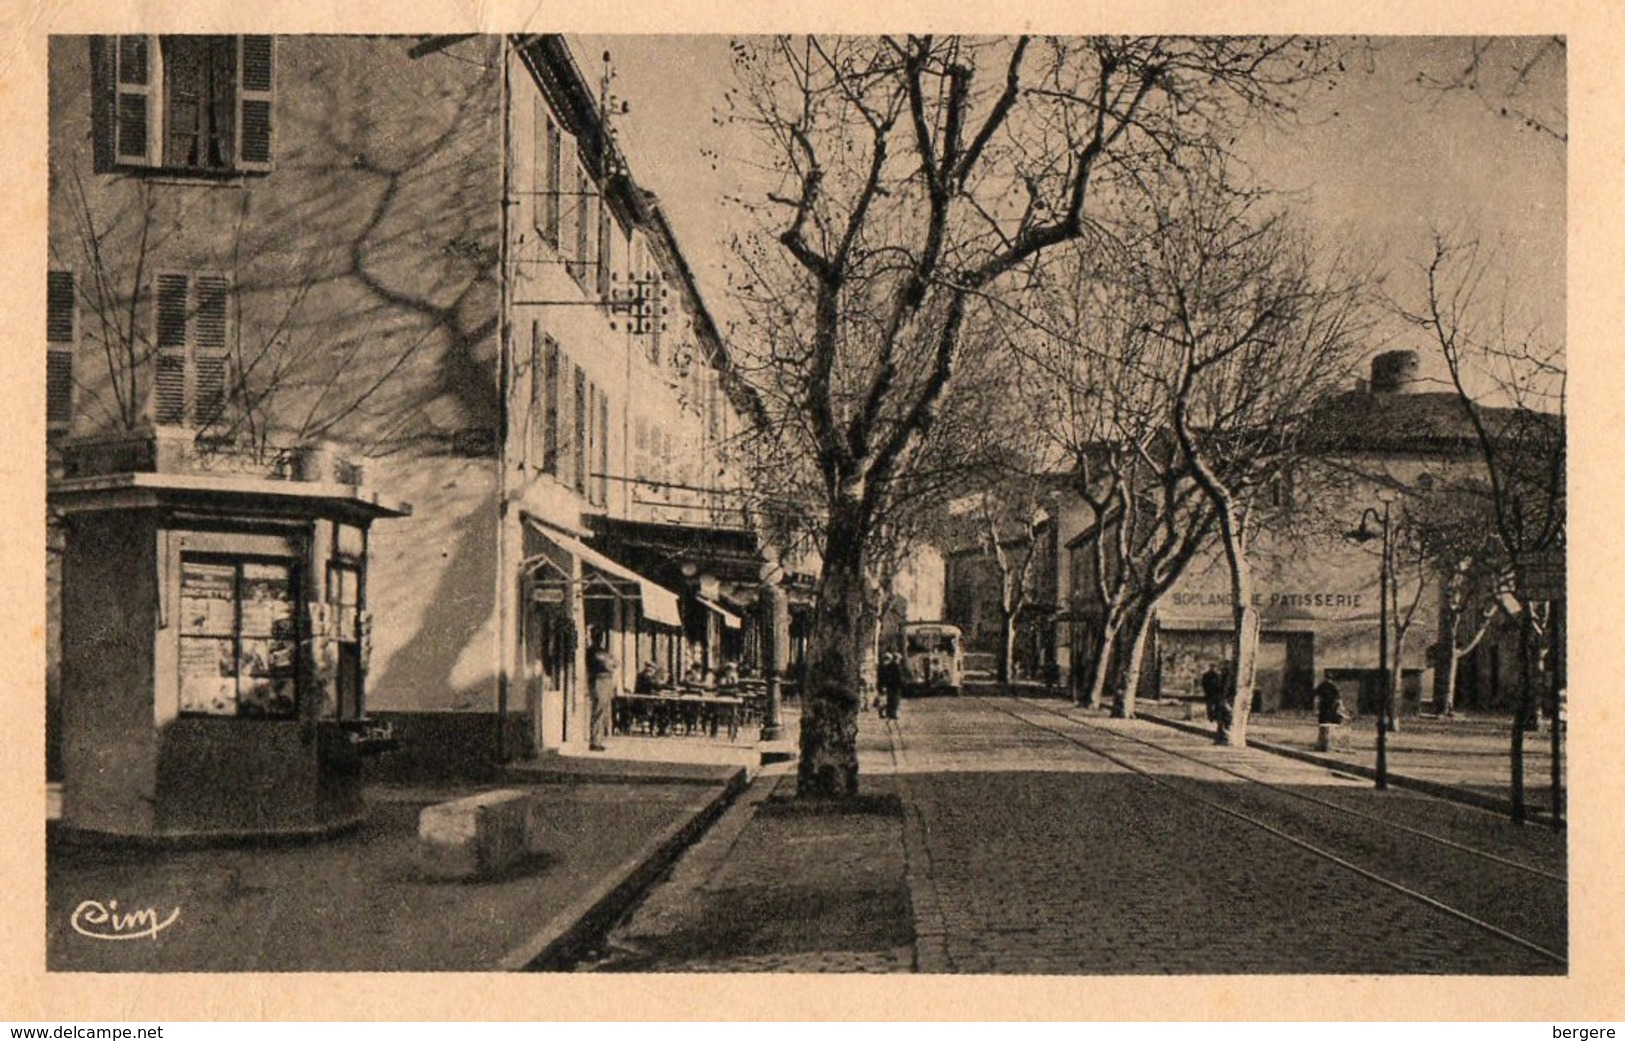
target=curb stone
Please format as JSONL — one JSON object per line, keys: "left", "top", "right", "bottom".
{"left": 1139, "top": 711, "right": 1559, "bottom": 826}
{"left": 885, "top": 717, "right": 949, "bottom": 973}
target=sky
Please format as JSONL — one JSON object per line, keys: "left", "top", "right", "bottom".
{"left": 574, "top": 35, "right": 1566, "bottom": 390}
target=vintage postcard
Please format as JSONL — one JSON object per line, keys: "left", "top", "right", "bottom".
{"left": 2, "top": 0, "right": 1619, "bottom": 1023}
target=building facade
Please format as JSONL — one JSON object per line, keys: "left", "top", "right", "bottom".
{"left": 1066, "top": 352, "right": 1542, "bottom": 715}
{"left": 935, "top": 352, "right": 1549, "bottom": 714}
{"left": 47, "top": 34, "right": 773, "bottom": 801}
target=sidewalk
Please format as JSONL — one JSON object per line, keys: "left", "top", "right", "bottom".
{"left": 46, "top": 738, "right": 759, "bottom": 972}
{"left": 1137, "top": 702, "right": 1563, "bottom": 820}
{"left": 578, "top": 711, "right": 914, "bottom": 972}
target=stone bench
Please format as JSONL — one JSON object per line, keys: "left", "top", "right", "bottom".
{"left": 417, "top": 789, "right": 544, "bottom": 881}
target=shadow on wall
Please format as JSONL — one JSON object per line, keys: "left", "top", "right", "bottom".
{"left": 367, "top": 460, "right": 500, "bottom": 716}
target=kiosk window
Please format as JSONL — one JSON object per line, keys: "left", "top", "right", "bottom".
{"left": 178, "top": 556, "right": 299, "bottom": 717}
{"left": 327, "top": 561, "right": 363, "bottom": 720}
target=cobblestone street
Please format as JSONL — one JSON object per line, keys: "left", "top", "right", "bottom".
{"left": 588, "top": 693, "right": 1566, "bottom": 975}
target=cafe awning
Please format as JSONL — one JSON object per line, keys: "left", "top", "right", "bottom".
{"left": 695, "top": 594, "right": 743, "bottom": 630}
{"left": 524, "top": 527, "right": 683, "bottom": 628}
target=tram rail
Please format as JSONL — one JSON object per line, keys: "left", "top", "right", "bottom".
{"left": 961, "top": 693, "right": 1567, "bottom": 969}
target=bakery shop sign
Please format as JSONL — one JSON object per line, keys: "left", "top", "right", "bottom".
{"left": 1170, "top": 590, "right": 1366, "bottom": 613}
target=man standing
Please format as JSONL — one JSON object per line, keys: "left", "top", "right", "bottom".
{"left": 1201, "top": 662, "right": 1230, "bottom": 744}
{"left": 880, "top": 652, "right": 904, "bottom": 721}
{"left": 587, "top": 626, "right": 616, "bottom": 752}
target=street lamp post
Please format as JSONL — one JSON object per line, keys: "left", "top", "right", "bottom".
{"left": 759, "top": 566, "right": 789, "bottom": 744}
{"left": 1346, "top": 492, "right": 1396, "bottom": 790}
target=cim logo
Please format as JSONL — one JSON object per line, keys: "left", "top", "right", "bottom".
{"left": 70, "top": 899, "right": 179, "bottom": 941}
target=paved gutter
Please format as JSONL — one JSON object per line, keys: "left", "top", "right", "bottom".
{"left": 500, "top": 764, "right": 750, "bottom": 971}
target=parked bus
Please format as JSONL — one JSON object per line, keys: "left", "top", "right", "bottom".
{"left": 899, "top": 622, "right": 963, "bottom": 696}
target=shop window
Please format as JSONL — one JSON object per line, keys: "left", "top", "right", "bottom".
{"left": 178, "top": 555, "right": 299, "bottom": 718}
{"left": 101, "top": 35, "right": 274, "bottom": 175}
{"left": 153, "top": 271, "right": 231, "bottom": 428}
{"left": 327, "top": 561, "right": 363, "bottom": 720}
{"left": 47, "top": 270, "right": 75, "bottom": 431}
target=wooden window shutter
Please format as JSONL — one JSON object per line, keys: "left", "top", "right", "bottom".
{"left": 153, "top": 272, "right": 231, "bottom": 427}
{"left": 584, "top": 378, "right": 597, "bottom": 503}
{"left": 545, "top": 118, "right": 561, "bottom": 245}
{"left": 578, "top": 365, "right": 591, "bottom": 493}
{"left": 595, "top": 206, "right": 612, "bottom": 299}
{"left": 155, "top": 354, "right": 187, "bottom": 425}
{"left": 556, "top": 350, "right": 574, "bottom": 487}
{"left": 47, "top": 271, "right": 75, "bottom": 344}
{"left": 557, "top": 137, "right": 579, "bottom": 275}
{"left": 193, "top": 275, "right": 230, "bottom": 426}
{"left": 47, "top": 353, "right": 74, "bottom": 428}
{"left": 114, "top": 35, "right": 156, "bottom": 166}
{"left": 532, "top": 99, "right": 555, "bottom": 244}
{"left": 154, "top": 274, "right": 189, "bottom": 424}
{"left": 47, "top": 271, "right": 75, "bottom": 428}
{"left": 543, "top": 335, "right": 560, "bottom": 475}
{"left": 573, "top": 165, "right": 590, "bottom": 285}
{"left": 156, "top": 273, "right": 189, "bottom": 349}
{"left": 527, "top": 320, "right": 541, "bottom": 467}
{"left": 597, "top": 387, "right": 609, "bottom": 506}
{"left": 235, "top": 35, "right": 274, "bottom": 172}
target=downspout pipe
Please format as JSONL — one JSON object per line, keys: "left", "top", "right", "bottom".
{"left": 495, "top": 35, "right": 515, "bottom": 766}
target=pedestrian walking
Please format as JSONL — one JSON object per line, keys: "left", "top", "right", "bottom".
{"left": 1315, "top": 676, "right": 1344, "bottom": 725}
{"left": 1202, "top": 661, "right": 1232, "bottom": 743}
{"left": 879, "top": 651, "right": 904, "bottom": 720}
{"left": 587, "top": 626, "right": 616, "bottom": 752}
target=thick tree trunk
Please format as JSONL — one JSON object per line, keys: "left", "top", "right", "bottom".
{"left": 798, "top": 501, "right": 866, "bottom": 798}
{"left": 1226, "top": 599, "right": 1261, "bottom": 745}
{"left": 1437, "top": 635, "right": 1461, "bottom": 716}
{"left": 1216, "top": 502, "right": 1259, "bottom": 747}
{"left": 1111, "top": 607, "right": 1153, "bottom": 719}
{"left": 1080, "top": 609, "right": 1124, "bottom": 710}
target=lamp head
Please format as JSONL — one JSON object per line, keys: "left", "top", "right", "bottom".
{"left": 1344, "top": 518, "right": 1379, "bottom": 544}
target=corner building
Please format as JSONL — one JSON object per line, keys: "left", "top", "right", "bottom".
{"left": 46, "top": 35, "right": 771, "bottom": 817}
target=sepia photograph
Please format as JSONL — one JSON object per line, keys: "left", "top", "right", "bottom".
{"left": 19, "top": 17, "right": 1594, "bottom": 1015}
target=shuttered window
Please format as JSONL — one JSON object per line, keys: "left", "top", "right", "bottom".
{"left": 101, "top": 35, "right": 274, "bottom": 174}
{"left": 528, "top": 324, "right": 562, "bottom": 477}
{"left": 596, "top": 386, "right": 610, "bottom": 506}
{"left": 47, "top": 271, "right": 75, "bottom": 429}
{"left": 571, "top": 163, "right": 593, "bottom": 288}
{"left": 236, "top": 35, "right": 274, "bottom": 170}
{"left": 533, "top": 100, "right": 561, "bottom": 247}
{"left": 584, "top": 378, "right": 596, "bottom": 503}
{"left": 153, "top": 272, "right": 232, "bottom": 428}
{"left": 573, "top": 365, "right": 587, "bottom": 496}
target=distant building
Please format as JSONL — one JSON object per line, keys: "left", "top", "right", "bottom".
{"left": 1067, "top": 350, "right": 1553, "bottom": 714}
{"left": 941, "top": 351, "right": 1558, "bottom": 713}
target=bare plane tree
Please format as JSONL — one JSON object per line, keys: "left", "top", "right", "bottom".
{"left": 1398, "top": 231, "right": 1565, "bottom": 821}
{"left": 727, "top": 34, "right": 1344, "bottom": 796}
{"left": 1141, "top": 166, "right": 1374, "bottom": 746}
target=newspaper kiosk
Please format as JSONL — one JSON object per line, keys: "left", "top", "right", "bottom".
{"left": 51, "top": 429, "right": 409, "bottom": 842}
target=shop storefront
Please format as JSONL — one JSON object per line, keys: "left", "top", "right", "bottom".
{"left": 519, "top": 518, "right": 684, "bottom": 750}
